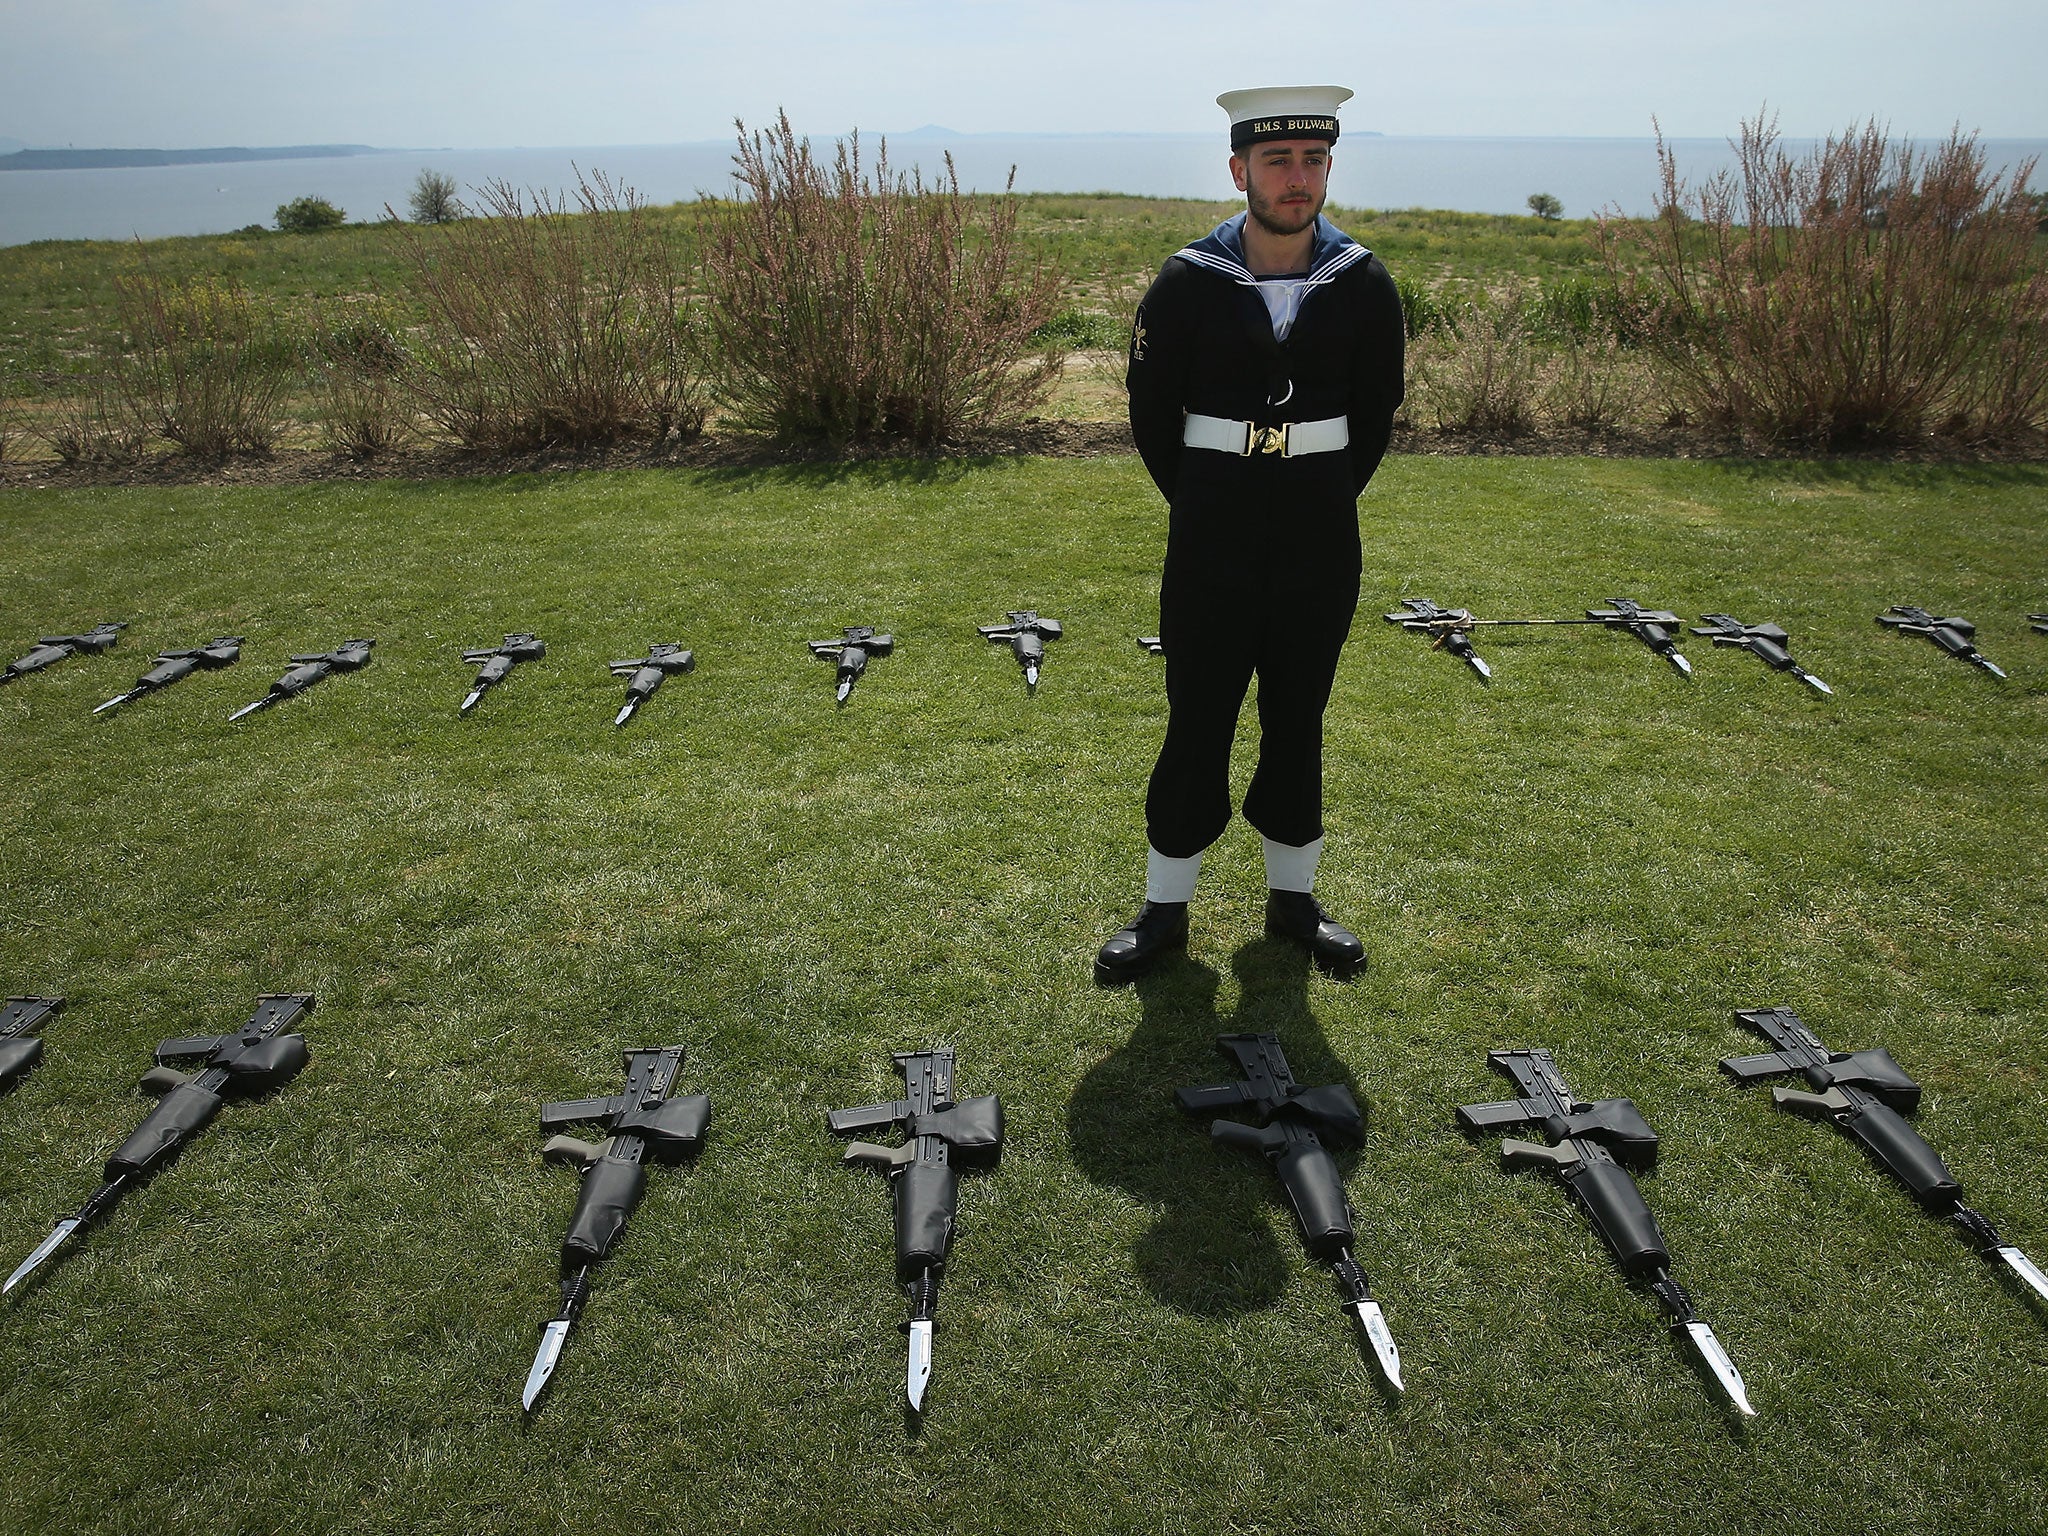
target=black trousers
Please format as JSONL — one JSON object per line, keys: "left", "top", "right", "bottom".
{"left": 1144, "top": 500, "right": 1361, "bottom": 860}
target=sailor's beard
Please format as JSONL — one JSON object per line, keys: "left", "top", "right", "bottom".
{"left": 1246, "top": 183, "right": 1324, "bottom": 238}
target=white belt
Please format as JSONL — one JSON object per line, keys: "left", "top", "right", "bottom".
{"left": 1183, "top": 413, "right": 1349, "bottom": 457}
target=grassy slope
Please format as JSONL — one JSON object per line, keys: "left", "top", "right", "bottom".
{"left": 0, "top": 197, "right": 1603, "bottom": 377}
{"left": 1, "top": 455, "right": 2045, "bottom": 1535}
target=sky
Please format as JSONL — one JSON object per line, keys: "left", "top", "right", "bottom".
{"left": 3, "top": 0, "right": 2044, "bottom": 150}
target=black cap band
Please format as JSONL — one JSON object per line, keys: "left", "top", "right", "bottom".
{"left": 1232, "top": 115, "right": 1340, "bottom": 151}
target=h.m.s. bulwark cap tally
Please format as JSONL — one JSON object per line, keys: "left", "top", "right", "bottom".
{"left": 1218, "top": 86, "right": 1353, "bottom": 151}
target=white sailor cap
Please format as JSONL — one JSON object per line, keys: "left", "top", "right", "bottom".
{"left": 1217, "top": 86, "right": 1353, "bottom": 151}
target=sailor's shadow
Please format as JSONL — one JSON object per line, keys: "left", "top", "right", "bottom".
{"left": 1067, "top": 938, "right": 1360, "bottom": 1318}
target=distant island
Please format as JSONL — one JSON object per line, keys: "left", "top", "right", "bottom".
{"left": 0, "top": 144, "right": 380, "bottom": 172}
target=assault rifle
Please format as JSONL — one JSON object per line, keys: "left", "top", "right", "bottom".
{"left": 1458, "top": 1048, "right": 1755, "bottom": 1415}
{"left": 1876, "top": 606, "right": 2006, "bottom": 678}
{"left": 808, "top": 626, "right": 893, "bottom": 706}
{"left": 1136, "top": 635, "right": 1164, "bottom": 656}
{"left": 93, "top": 635, "right": 243, "bottom": 714}
{"left": 978, "top": 611, "right": 1062, "bottom": 690}
{"left": 228, "top": 638, "right": 375, "bottom": 720}
{"left": 1177, "top": 1032, "right": 1403, "bottom": 1389}
{"left": 829, "top": 1048, "right": 1003, "bottom": 1412}
{"left": 3, "top": 993, "right": 313, "bottom": 1296}
{"left": 1722, "top": 1005, "right": 2048, "bottom": 1311}
{"left": 1382, "top": 598, "right": 1493, "bottom": 680}
{"left": 523, "top": 1045, "right": 709, "bottom": 1411}
{"left": 2, "top": 622, "right": 125, "bottom": 686}
{"left": 608, "top": 642, "right": 693, "bottom": 727}
{"left": 1586, "top": 598, "right": 1692, "bottom": 676}
{"left": 460, "top": 632, "right": 545, "bottom": 714}
{"left": 1688, "top": 615, "right": 1833, "bottom": 695}
{"left": 1382, "top": 596, "right": 1692, "bottom": 679}
{"left": 0, "top": 996, "right": 63, "bottom": 1094}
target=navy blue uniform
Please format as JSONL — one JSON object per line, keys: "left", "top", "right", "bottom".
{"left": 1127, "top": 213, "right": 1404, "bottom": 859}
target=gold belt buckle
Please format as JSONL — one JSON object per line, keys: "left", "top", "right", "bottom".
{"left": 1243, "top": 423, "right": 1289, "bottom": 457}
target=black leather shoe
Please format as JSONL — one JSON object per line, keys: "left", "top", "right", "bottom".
{"left": 1094, "top": 901, "right": 1189, "bottom": 986}
{"left": 1265, "top": 891, "right": 1366, "bottom": 977}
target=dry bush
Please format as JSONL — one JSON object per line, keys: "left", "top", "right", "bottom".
{"left": 313, "top": 304, "right": 413, "bottom": 456}
{"left": 700, "top": 114, "right": 1062, "bottom": 449}
{"left": 110, "top": 263, "right": 296, "bottom": 455}
{"left": 1602, "top": 113, "right": 2048, "bottom": 446}
{"left": 1413, "top": 286, "right": 1540, "bottom": 434}
{"left": 34, "top": 375, "right": 147, "bottom": 466}
{"left": 392, "top": 171, "right": 700, "bottom": 450}
{"left": 1542, "top": 334, "right": 1647, "bottom": 431}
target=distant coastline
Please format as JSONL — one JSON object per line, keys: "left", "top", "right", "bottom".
{"left": 0, "top": 144, "right": 380, "bottom": 172}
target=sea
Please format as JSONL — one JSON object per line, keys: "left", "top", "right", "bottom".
{"left": 2, "top": 133, "right": 2044, "bottom": 248}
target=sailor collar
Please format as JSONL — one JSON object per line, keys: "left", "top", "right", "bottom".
{"left": 1172, "top": 211, "right": 1371, "bottom": 288}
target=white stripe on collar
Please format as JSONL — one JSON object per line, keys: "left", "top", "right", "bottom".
{"left": 1175, "top": 240, "right": 1371, "bottom": 291}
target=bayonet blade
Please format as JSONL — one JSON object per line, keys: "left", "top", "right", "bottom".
{"left": 522, "top": 1319, "right": 572, "bottom": 1411}
{"left": 461, "top": 688, "right": 485, "bottom": 714}
{"left": 1348, "top": 1299, "right": 1405, "bottom": 1392}
{"left": 1799, "top": 670, "right": 1834, "bottom": 696}
{"left": 227, "top": 696, "right": 273, "bottom": 721}
{"left": 1994, "top": 1245, "right": 2048, "bottom": 1306}
{"left": 1681, "top": 1321, "right": 1755, "bottom": 1416}
{"left": 906, "top": 1318, "right": 934, "bottom": 1411}
{"left": 835, "top": 678, "right": 853, "bottom": 705}
{"left": 1669, "top": 651, "right": 1694, "bottom": 677}
{"left": 1468, "top": 654, "right": 1493, "bottom": 680}
{"left": 1024, "top": 663, "right": 1039, "bottom": 689}
{"left": 1977, "top": 657, "right": 2008, "bottom": 680}
{"left": 93, "top": 689, "right": 143, "bottom": 715}
{"left": 614, "top": 700, "right": 637, "bottom": 728}
{"left": 4, "top": 1218, "right": 82, "bottom": 1295}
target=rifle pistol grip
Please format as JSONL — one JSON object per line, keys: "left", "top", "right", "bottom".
{"left": 842, "top": 1141, "right": 917, "bottom": 1169}
{"left": 1502, "top": 1138, "right": 1582, "bottom": 1171}
{"left": 542, "top": 1135, "right": 607, "bottom": 1168}
{"left": 1773, "top": 1086, "right": 1852, "bottom": 1119}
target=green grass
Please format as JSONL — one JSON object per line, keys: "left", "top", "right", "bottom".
{"left": 2, "top": 454, "right": 2046, "bottom": 1535}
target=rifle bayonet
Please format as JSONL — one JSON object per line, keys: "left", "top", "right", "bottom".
{"left": 1690, "top": 614, "right": 1833, "bottom": 695}
{"left": 229, "top": 639, "right": 375, "bottom": 720}
{"left": 523, "top": 1045, "right": 709, "bottom": 1412}
{"left": 978, "top": 611, "right": 1062, "bottom": 690}
{"left": 1458, "top": 1048, "right": 1754, "bottom": 1416}
{"left": 1724, "top": 1005, "right": 2048, "bottom": 1312}
{"left": 3, "top": 993, "right": 312, "bottom": 1297}
{"left": 1586, "top": 598, "right": 1692, "bottom": 676}
{"left": 3, "top": 622, "right": 126, "bottom": 687}
{"left": 607, "top": 641, "right": 694, "bottom": 727}
{"left": 829, "top": 1047, "right": 1003, "bottom": 1413}
{"left": 93, "top": 635, "right": 243, "bottom": 714}
{"left": 1383, "top": 598, "right": 1493, "bottom": 681}
{"left": 460, "top": 632, "right": 545, "bottom": 714}
{"left": 1877, "top": 606, "right": 2006, "bottom": 679}
{"left": 807, "top": 627, "right": 894, "bottom": 706}
{"left": 1178, "top": 1032, "right": 1403, "bottom": 1390}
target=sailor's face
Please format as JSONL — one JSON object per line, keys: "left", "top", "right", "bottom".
{"left": 1232, "top": 139, "right": 1331, "bottom": 237}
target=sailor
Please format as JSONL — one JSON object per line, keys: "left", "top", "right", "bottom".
{"left": 1096, "top": 84, "right": 1404, "bottom": 985}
